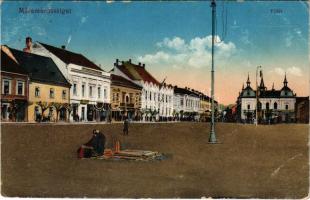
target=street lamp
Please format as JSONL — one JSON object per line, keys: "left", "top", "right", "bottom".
{"left": 255, "top": 65, "right": 262, "bottom": 126}
{"left": 209, "top": 0, "right": 217, "bottom": 143}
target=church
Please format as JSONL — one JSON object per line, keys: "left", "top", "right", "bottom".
{"left": 236, "top": 72, "right": 296, "bottom": 123}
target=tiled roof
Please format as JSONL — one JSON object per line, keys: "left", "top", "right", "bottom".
{"left": 9, "top": 48, "right": 70, "bottom": 87}
{"left": 174, "top": 87, "right": 200, "bottom": 97}
{"left": 1, "top": 48, "right": 28, "bottom": 75}
{"left": 116, "top": 61, "right": 159, "bottom": 85}
{"left": 111, "top": 74, "right": 142, "bottom": 90}
{"left": 38, "top": 42, "right": 103, "bottom": 71}
{"left": 259, "top": 90, "right": 281, "bottom": 98}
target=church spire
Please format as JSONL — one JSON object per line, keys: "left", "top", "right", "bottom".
{"left": 246, "top": 73, "right": 250, "bottom": 86}
{"left": 283, "top": 72, "right": 288, "bottom": 87}
{"left": 260, "top": 76, "right": 265, "bottom": 88}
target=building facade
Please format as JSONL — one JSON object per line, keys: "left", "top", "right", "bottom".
{"left": 173, "top": 86, "right": 201, "bottom": 121}
{"left": 237, "top": 73, "right": 296, "bottom": 123}
{"left": 32, "top": 42, "right": 111, "bottom": 122}
{"left": 295, "top": 97, "right": 309, "bottom": 123}
{"left": 1, "top": 46, "right": 29, "bottom": 122}
{"left": 112, "top": 59, "right": 174, "bottom": 121}
{"left": 10, "top": 47, "right": 71, "bottom": 122}
{"left": 110, "top": 74, "right": 142, "bottom": 121}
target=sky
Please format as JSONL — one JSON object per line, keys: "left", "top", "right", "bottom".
{"left": 1, "top": 1, "right": 309, "bottom": 105}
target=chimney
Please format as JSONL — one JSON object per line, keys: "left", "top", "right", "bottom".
{"left": 61, "top": 45, "right": 66, "bottom": 49}
{"left": 121, "top": 61, "right": 125, "bottom": 65}
{"left": 129, "top": 59, "right": 132, "bottom": 63}
{"left": 142, "top": 63, "right": 145, "bottom": 68}
{"left": 138, "top": 62, "right": 141, "bottom": 66}
{"left": 114, "top": 58, "right": 119, "bottom": 66}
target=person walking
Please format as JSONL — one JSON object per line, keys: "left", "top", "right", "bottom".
{"left": 123, "top": 118, "right": 129, "bottom": 136}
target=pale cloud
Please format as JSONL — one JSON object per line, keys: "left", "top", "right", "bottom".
{"left": 287, "top": 66, "right": 302, "bottom": 77}
{"left": 274, "top": 67, "right": 285, "bottom": 76}
{"left": 156, "top": 37, "right": 187, "bottom": 51}
{"left": 138, "top": 35, "right": 236, "bottom": 69}
{"left": 138, "top": 51, "right": 170, "bottom": 64}
{"left": 270, "top": 66, "right": 303, "bottom": 77}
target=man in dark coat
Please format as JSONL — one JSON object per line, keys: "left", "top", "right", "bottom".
{"left": 123, "top": 118, "right": 129, "bottom": 135}
{"left": 77, "top": 129, "right": 106, "bottom": 158}
{"left": 91, "top": 129, "right": 105, "bottom": 156}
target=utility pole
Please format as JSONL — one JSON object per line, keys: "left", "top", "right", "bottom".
{"left": 255, "top": 66, "right": 261, "bottom": 126}
{"left": 209, "top": 0, "right": 217, "bottom": 143}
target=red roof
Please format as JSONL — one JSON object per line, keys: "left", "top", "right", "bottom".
{"left": 116, "top": 61, "right": 159, "bottom": 85}
{"left": 39, "top": 42, "right": 103, "bottom": 71}
{"left": 111, "top": 74, "right": 142, "bottom": 90}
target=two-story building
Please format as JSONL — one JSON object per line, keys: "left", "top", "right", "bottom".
{"left": 237, "top": 73, "right": 296, "bottom": 123}
{"left": 112, "top": 59, "right": 174, "bottom": 121}
{"left": 32, "top": 42, "right": 111, "bottom": 122}
{"left": 10, "top": 47, "right": 71, "bottom": 122}
{"left": 110, "top": 74, "right": 142, "bottom": 121}
{"left": 173, "top": 86, "right": 201, "bottom": 121}
{"left": 1, "top": 45, "right": 29, "bottom": 122}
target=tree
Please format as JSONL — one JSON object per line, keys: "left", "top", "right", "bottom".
{"left": 52, "top": 102, "right": 64, "bottom": 122}
{"left": 150, "top": 109, "right": 158, "bottom": 121}
{"left": 36, "top": 101, "right": 53, "bottom": 121}
{"left": 63, "top": 103, "right": 73, "bottom": 122}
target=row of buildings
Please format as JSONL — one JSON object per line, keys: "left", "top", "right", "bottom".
{"left": 1, "top": 38, "right": 216, "bottom": 122}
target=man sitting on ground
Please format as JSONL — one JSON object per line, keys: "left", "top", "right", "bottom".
{"left": 77, "top": 129, "right": 106, "bottom": 158}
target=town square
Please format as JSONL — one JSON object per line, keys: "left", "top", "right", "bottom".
{"left": 1, "top": 0, "right": 309, "bottom": 198}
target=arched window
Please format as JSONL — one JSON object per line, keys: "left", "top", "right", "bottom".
{"left": 274, "top": 102, "right": 278, "bottom": 110}
{"left": 285, "top": 104, "right": 289, "bottom": 110}
{"left": 247, "top": 104, "right": 250, "bottom": 110}
{"left": 266, "top": 102, "right": 270, "bottom": 110}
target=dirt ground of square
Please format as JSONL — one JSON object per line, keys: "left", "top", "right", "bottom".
{"left": 1, "top": 122, "right": 308, "bottom": 198}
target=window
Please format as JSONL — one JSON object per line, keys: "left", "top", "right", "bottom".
{"left": 285, "top": 104, "right": 289, "bottom": 110}
{"left": 35, "top": 87, "right": 40, "bottom": 97}
{"left": 266, "top": 102, "right": 269, "bottom": 110}
{"left": 98, "top": 87, "right": 101, "bottom": 98}
{"left": 50, "top": 88, "right": 55, "bottom": 99}
{"left": 180, "top": 99, "right": 184, "bottom": 106}
{"left": 104, "top": 88, "right": 107, "bottom": 99}
{"left": 73, "top": 83, "right": 77, "bottom": 96}
{"left": 149, "top": 92, "right": 152, "bottom": 100}
{"left": 116, "top": 93, "right": 119, "bottom": 101}
{"left": 81, "top": 84, "right": 85, "bottom": 97}
{"left": 62, "top": 90, "right": 67, "bottom": 99}
{"left": 274, "top": 102, "right": 278, "bottom": 110}
{"left": 17, "top": 81, "right": 24, "bottom": 95}
{"left": 247, "top": 104, "right": 250, "bottom": 110}
{"left": 145, "top": 91, "right": 148, "bottom": 100}
{"left": 89, "top": 86, "right": 93, "bottom": 97}
{"left": 2, "top": 79, "right": 11, "bottom": 94}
